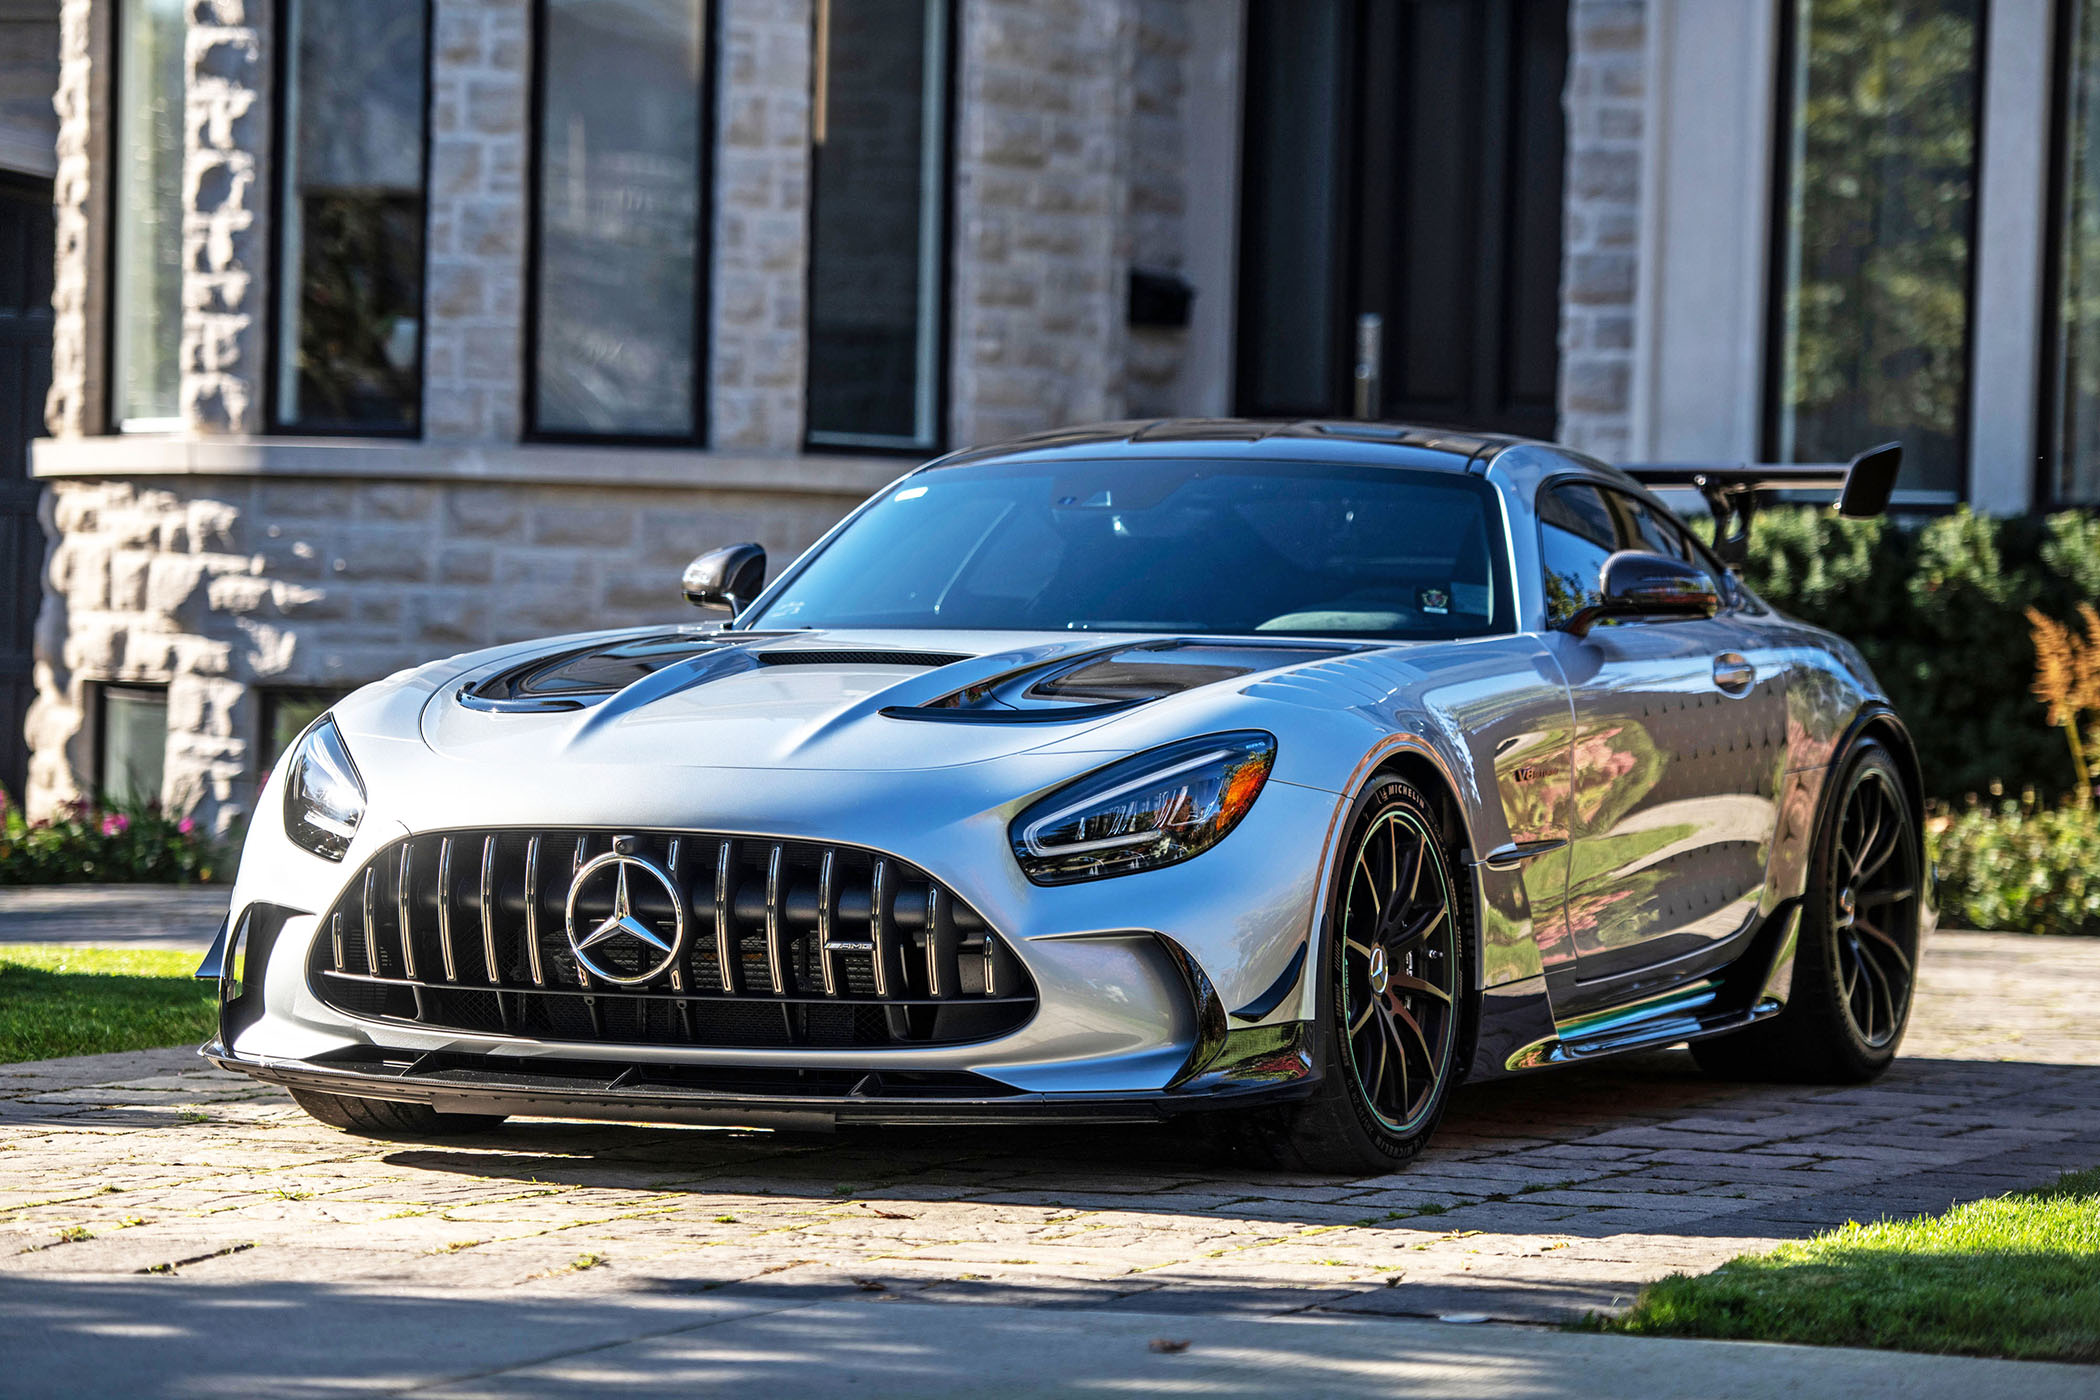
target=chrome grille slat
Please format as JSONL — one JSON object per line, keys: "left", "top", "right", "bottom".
{"left": 360, "top": 868, "right": 378, "bottom": 975}
{"left": 763, "top": 843, "right": 788, "bottom": 995}
{"left": 479, "top": 835, "right": 501, "bottom": 984}
{"left": 436, "top": 836, "right": 459, "bottom": 983}
{"left": 311, "top": 828, "right": 1034, "bottom": 1051}
{"left": 523, "top": 836, "right": 546, "bottom": 987}
{"left": 395, "top": 843, "right": 416, "bottom": 979}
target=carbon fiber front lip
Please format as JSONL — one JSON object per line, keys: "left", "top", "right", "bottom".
{"left": 203, "top": 1027, "right": 1318, "bottom": 1130}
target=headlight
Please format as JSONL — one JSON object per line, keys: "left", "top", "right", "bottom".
{"left": 283, "top": 717, "right": 366, "bottom": 861}
{"left": 1010, "top": 732, "right": 1275, "bottom": 885}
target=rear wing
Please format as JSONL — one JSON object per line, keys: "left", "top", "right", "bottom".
{"left": 1619, "top": 442, "right": 1902, "bottom": 569}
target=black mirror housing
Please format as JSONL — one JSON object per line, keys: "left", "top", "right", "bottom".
{"left": 682, "top": 543, "right": 767, "bottom": 616}
{"left": 1564, "top": 551, "right": 1721, "bottom": 637}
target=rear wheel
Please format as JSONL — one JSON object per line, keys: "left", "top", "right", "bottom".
{"left": 1692, "top": 739, "right": 1922, "bottom": 1082}
{"left": 1230, "top": 777, "right": 1468, "bottom": 1173}
{"left": 288, "top": 1088, "right": 508, "bottom": 1138}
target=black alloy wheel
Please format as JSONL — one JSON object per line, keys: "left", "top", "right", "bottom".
{"left": 1829, "top": 759, "right": 1922, "bottom": 1050}
{"left": 1693, "top": 738, "right": 1923, "bottom": 1083}
{"left": 1338, "top": 799, "right": 1462, "bottom": 1134}
{"left": 1235, "top": 776, "right": 1468, "bottom": 1172}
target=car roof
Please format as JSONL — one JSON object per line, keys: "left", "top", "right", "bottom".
{"left": 924, "top": 418, "right": 1543, "bottom": 474}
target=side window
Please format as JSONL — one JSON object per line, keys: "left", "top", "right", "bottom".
{"left": 1538, "top": 482, "right": 1617, "bottom": 627}
{"left": 1609, "top": 491, "right": 1726, "bottom": 603}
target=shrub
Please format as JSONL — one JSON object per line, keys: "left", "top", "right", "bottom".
{"left": 1745, "top": 506, "right": 2100, "bottom": 804}
{"left": 1931, "top": 801, "right": 2100, "bottom": 937}
{"left": 0, "top": 789, "right": 224, "bottom": 885}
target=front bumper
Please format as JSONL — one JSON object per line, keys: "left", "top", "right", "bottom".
{"left": 203, "top": 1021, "right": 1319, "bottom": 1131}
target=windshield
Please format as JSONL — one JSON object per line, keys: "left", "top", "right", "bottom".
{"left": 746, "top": 458, "right": 1514, "bottom": 640}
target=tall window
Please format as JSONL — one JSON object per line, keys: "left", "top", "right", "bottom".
{"left": 1765, "top": 0, "right": 1984, "bottom": 498}
{"left": 273, "top": 0, "right": 430, "bottom": 433}
{"left": 96, "top": 683, "right": 167, "bottom": 805}
{"left": 2053, "top": 0, "right": 2100, "bottom": 505}
{"left": 111, "top": 0, "right": 185, "bottom": 430}
{"left": 805, "top": 0, "right": 950, "bottom": 451}
{"left": 530, "top": 0, "right": 708, "bottom": 440}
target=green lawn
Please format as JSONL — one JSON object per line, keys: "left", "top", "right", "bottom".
{"left": 0, "top": 945, "right": 217, "bottom": 1064}
{"left": 1599, "top": 1168, "right": 2100, "bottom": 1362}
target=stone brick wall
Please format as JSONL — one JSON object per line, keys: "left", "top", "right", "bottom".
{"left": 1557, "top": 0, "right": 1645, "bottom": 460}
{"left": 711, "top": 0, "right": 812, "bottom": 451}
{"left": 424, "top": 0, "right": 528, "bottom": 442}
{"left": 28, "top": 470, "right": 867, "bottom": 831}
{"left": 948, "top": 0, "right": 1132, "bottom": 448}
{"left": 180, "top": 0, "right": 268, "bottom": 434}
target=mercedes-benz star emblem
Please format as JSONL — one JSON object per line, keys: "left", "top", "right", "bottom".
{"left": 564, "top": 852, "right": 686, "bottom": 985}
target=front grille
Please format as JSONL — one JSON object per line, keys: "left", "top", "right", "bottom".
{"left": 309, "top": 830, "right": 1035, "bottom": 1049}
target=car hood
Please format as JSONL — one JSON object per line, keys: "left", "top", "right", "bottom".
{"left": 409, "top": 628, "right": 1367, "bottom": 774}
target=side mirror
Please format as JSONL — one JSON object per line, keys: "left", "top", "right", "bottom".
{"left": 681, "top": 543, "right": 766, "bottom": 616}
{"left": 1564, "top": 551, "right": 1720, "bottom": 638}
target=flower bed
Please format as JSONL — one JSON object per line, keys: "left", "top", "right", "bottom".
{"left": 0, "top": 791, "right": 223, "bottom": 885}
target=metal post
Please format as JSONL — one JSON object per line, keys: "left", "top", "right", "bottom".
{"left": 1353, "top": 313, "right": 1384, "bottom": 420}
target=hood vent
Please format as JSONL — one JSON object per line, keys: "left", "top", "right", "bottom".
{"left": 756, "top": 650, "right": 970, "bottom": 669}
{"left": 883, "top": 639, "right": 1360, "bottom": 724}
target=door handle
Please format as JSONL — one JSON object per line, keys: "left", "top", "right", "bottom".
{"left": 1713, "top": 653, "right": 1754, "bottom": 696}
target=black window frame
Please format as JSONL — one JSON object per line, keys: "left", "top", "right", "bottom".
{"left": 800, "top": 0, "right": 958, "bottom": 457}
{"left": 264, "top": 0, "right": 436, "bottom": 440}
{"left": 521, "top": 0, "right": 719, "bottom": 448}
{"left": 1758, "top": 0, "right": 1989, "bottom": 503}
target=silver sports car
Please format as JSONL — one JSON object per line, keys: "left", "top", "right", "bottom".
{"left": 199, "top": 421, "right": 1934, "bottom": 1172}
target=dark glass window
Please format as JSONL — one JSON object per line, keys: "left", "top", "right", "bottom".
{"left": 805, "top": 0, "right": 950, "bottom": 450}
{"left": 2052, "top": 0, "right": 2100, "bottom": 504}
{"left": 1766, "top": 0, "right": 1984, "bottom": 497}
{"left": 1538, "top": 482, "right": 1617, "bottom": 628}
{"left": 112, "top": 0, "right": 185, "bottom": 428}
{"left": 531, "top": 0, "right": 707, "bottom": 439}
{"left": 258, "top": 688, "right": 345, "bottom": 772}
{"left": 96, "top": 683, "right": 167, "bottom": 806}
{"left": 273, "top": 0, "right": 430, "bottom": 433}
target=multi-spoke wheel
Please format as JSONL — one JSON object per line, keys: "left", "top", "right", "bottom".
{"left": 1339, "top": 800, "right": 1461, "bottom": 1134}
{"left": 1693, "top": 738, "right": 1923, "bottom": 1083}
{"left": 1829, "top": 760, "right": 1921, "bottom": 1050}
{"left": 1227, "top": 776, "right": 1469, "bottom": 1172}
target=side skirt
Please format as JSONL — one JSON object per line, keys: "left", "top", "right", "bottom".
{"left": 1499, "top": 901, "right": 1802, "bottom": 1072}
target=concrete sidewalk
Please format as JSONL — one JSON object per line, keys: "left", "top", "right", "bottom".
{"left": 0, "top": 884, "right": 226, "bottom": 950}
{"left": 3, "top": 1283, "right": 2092, "bottom": 1398}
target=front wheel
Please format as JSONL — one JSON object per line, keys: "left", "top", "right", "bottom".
{"left": 1692, "top": 738, "right": 1923, "bottom": 1082}
{"left": 1230, "top": 776, "right": 1469, "bottom": 1173}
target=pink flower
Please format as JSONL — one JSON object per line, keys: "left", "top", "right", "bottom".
{"left": 177, "top": 817, "right": 195, "bottom": 836}
{"left": 101, "top": 813, "right": 129, "bottom": 836}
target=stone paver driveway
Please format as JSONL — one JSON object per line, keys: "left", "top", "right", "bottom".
{"left": 2, "top": 931, "right": 2097, "bottom": 1389}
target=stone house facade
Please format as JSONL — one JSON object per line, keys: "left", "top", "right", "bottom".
{"left": 12, "top": 0, "right": 2095, "bottom": 832}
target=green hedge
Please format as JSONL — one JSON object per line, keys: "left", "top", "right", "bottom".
{"left": 1744, "top": 506, "right": 2100, "bottom": 804}
{"left": 1932, "top": 802, "right": 2100, "bottom": 937}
